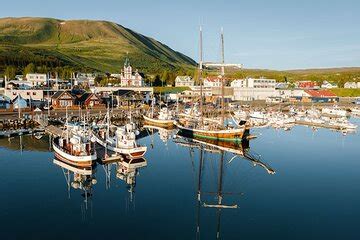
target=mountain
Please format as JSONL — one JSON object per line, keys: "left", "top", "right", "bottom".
{"left": 0, "top": 17, "right": 196, "bottom": 73}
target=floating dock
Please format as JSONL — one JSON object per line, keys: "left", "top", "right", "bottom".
{"left": 0, "top": 128, "right": 44, "bottom": 138}
{"left": 295, "top": 120, "right": 346, "bottom": 130}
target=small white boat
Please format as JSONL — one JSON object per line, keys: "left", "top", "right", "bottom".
{"left": 143, "top": 107, "right": 174, "bottom": 127}
{"left": 249, "top": 111, "right": 267, "bottom": 120}
{"left": 233, "top": 109, "right": 247, "bottom": 120}
{"left": 322, "top": 106, "right": 348, "bottom": 117}
{"left": 351, "top": 108, "right": 360, "bottom": 116}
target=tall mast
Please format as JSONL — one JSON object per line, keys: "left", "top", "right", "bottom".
{"left": 199, "top": 26, "right": 204, "bottom": 125}
{"left": 65, "top": 106, "right": 69, "bottom": 141}
{"left": 220, "top": 28, "right": 225, "bottom": 127}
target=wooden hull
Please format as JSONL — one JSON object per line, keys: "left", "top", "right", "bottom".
{"left": 53, "top": 145, "right": 96, "bottom": 168}
{"left": 175, "top": 122, "right": 249, "bottom": 142}
{"left": 143, "top": 115, "right": 174, "bottom": 128}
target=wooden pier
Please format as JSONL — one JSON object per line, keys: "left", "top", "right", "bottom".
{"left": 45, "top": 125, "right": 64, "bottom": 136}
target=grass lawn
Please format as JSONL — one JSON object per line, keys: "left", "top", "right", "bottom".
{"left": 330, "top": 88, "right": 360, "bottom": 97}
{"left": 153, "top": 86, "right": 190, "bottom": 94}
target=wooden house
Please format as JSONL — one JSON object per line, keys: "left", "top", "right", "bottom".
{"left": 76, "top": 93, "right": 103, "bottom": 108}
{"left": 51, "top": 91, "right": 76, "bottom": 108}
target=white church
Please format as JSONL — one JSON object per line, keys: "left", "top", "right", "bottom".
{"left": 119, "top": 58, "right": 144, "bottom": 87}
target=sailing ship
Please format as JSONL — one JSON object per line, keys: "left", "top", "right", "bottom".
{"left": 175, "top": 27, "right": 249, "bottom": 142}
{"left": 52, "top": 108, "right": 97, "bottom": 168}
{"left": 143, "top": 97, "right": 175, "bottom": 127}
{"left": 93, "top": 108, "right": 147, "bottom": 159}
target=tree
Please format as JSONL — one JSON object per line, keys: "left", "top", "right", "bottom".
{"left": 4, "top": 66, "right": 16, "bottom": 80}
{"left": 160, "top": 70, "right": 169, "bottom": 86}
{"left": 153, "top": 75, "right": 163, "bottom": 86}
{"left": 23, "top": 63, "right": 35, "bottom": 76}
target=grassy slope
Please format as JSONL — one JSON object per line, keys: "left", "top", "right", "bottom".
{"left": 0, "top": 17, "right": 196, "bottom": 72}
{"left": 330, "top": 88, "right": 360, "bottom": 97}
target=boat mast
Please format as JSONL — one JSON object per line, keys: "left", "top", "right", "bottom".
{"left": 203, "top": 29, "right": 243, "bottom": 127}
{"left": 151, "top": 95, "right": 155, "bottom": 118}
{"left": 220, "top": 28, "right": 225, "bottom": 127}
{"left": 199, "top": 26, "right": 204, "bottom": 126}
{"left": 65, "top": 105, "right": 69, "bottom": 141}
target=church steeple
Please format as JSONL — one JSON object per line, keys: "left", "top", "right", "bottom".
{"left": 124, "top": 53, "right": 130, "bottom": 68}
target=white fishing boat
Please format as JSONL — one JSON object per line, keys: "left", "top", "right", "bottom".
{"left": 93, "top": 109, "right": 147, "bottom": 159}
{"left": 53, "top": 109, "right": 97, "bottom": 168}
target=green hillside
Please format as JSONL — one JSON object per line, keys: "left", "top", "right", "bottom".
{"left": 0, "top": 17, "right": 196, "bottom": 73}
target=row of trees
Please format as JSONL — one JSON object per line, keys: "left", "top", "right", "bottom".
{"left": 3, "top": 62, "right": 360, "bottom": 88}
{"left": 1, "top": 63, "right": 95, "bottom": 80}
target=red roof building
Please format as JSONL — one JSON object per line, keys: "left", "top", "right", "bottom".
{"left": 304, "top": 90, "right": 338, "bottom": 103}
{"left": 296, "top": 81, "right": 319, "bottom": 89}
{"left": 305, "top": 90, "right": 337, "bottom": 97}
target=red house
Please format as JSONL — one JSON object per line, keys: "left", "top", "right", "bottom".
{"left": 296, "top": 81, "right": 319, "bottom": 89}
{"left": 76, "top": 93, "right": 103, "bottom": 108}
{"left": 304, "top": 90, "right": 338, "bottom": 103}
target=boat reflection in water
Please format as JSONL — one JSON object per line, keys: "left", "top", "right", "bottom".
{"left": 143, "top": 125, "right": 176, "bottom": 147}
{"left": 100, "top": 157, "right": 147, "bottom": 209}
{"left": 53, "top": 159, "right": 97, "bottom": 214}
{"left": 116, "top": 158, "right": 147, "bottom": 206}
{"left": 175, "top": 133, "right": 275, "bottom": 239}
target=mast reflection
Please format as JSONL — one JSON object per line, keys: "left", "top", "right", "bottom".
{"left": 100, "top": 157, "right": 147, "bottom": 209}
{"left": 175, "top": 134, "right": 275, "bottom": 239}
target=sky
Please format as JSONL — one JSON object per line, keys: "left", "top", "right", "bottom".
{"left": 1, "top": 0, "right": 360, "bottom": 70}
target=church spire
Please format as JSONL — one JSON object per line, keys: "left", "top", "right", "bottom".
{"left": 124, "top": 52, "right": 130, "bottom": 68}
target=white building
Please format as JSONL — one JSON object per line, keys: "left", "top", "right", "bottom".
{"left": 26, "top": 73, "right": 48, "bottom": 87}
{"left": 231, "top": 77, "right": 276, "bottom": 101}
{"left": 321, "top": 81, "right": 337, "bottom": 89}
{"left": 5, "top": 89, "right": 44, "bottom": 101}
{"left": 189, "top": 86, "right": 212, "bottom": 97}
{"left": 344, "top": 82, "right": 360, "bottom": 89}
{"left": 75, "top": 73, "right": 96, "bottom": 86}
{"left": 203, "top": 76, "right": 222, "bottom": 87}
{"left": 119, "top": 58, "right": 144, "bottom": 87}
{"left": 175, "top": 76, "right": 194, "bottom": 87}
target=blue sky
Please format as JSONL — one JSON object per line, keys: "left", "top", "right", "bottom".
{"left": 1, "top": 0, "right": 360, "bottom": 70}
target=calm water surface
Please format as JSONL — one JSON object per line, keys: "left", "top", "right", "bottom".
{"left": 1, "top": 119, "right": 360, "bottom": 240}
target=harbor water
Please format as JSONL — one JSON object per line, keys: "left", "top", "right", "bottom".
{"left": 0, "top": 119, "right": 360, "bottom": 239}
